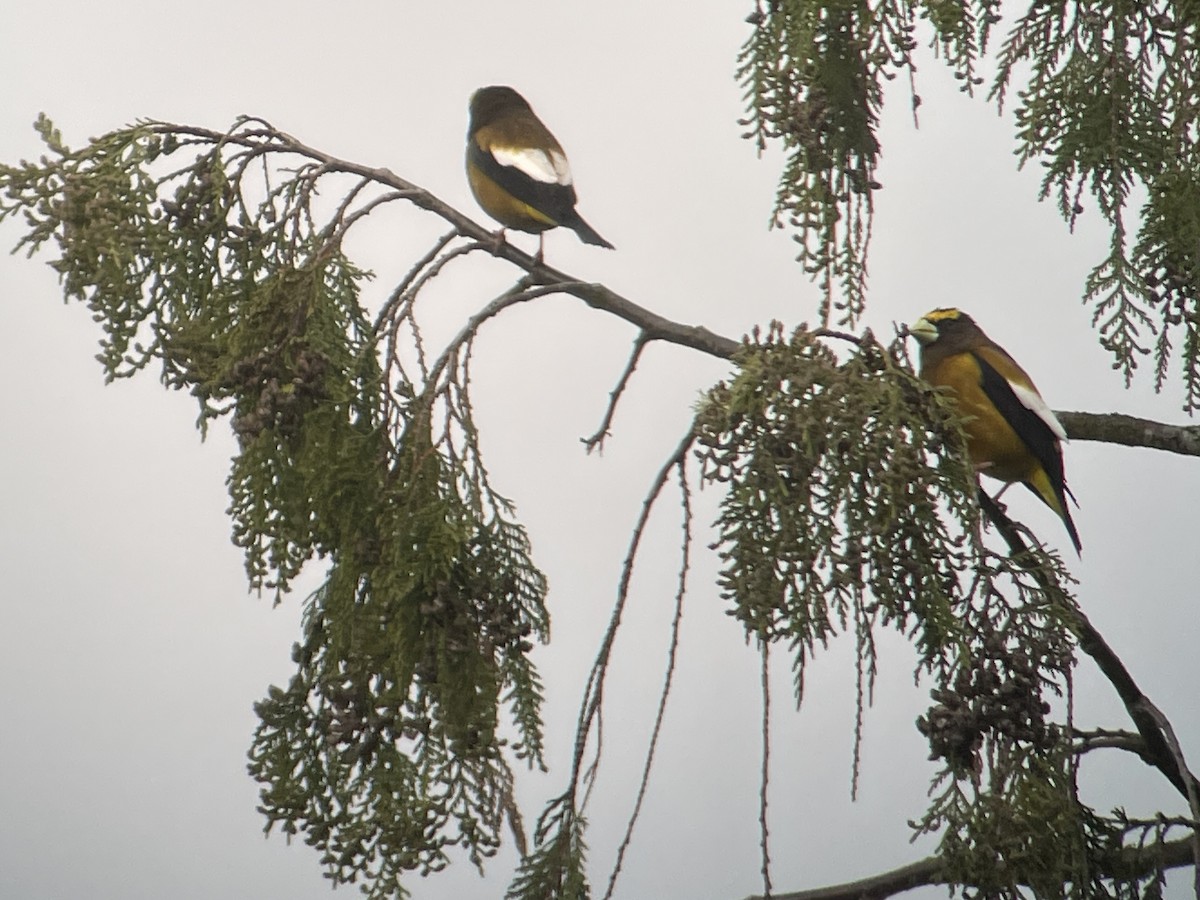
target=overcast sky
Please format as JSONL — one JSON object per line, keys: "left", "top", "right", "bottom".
{"left": 2, "top": 2, "right": 1199, "bottom": 899}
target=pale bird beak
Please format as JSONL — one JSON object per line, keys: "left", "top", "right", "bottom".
{"left": 905, "top": 317, "right": 938, "bottom": 345}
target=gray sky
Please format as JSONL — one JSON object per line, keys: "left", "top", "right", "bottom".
{"left": 2, "top": 2, "right": 1198, "bottom": 898}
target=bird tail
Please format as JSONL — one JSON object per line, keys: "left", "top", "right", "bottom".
{"left": 1026, "top": 469, "right": 1082, "bottom": 555}
{"left": 564, "top": 211, "right": 614, "bottom": 249}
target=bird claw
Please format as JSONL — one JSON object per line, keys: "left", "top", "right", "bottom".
{"left": 486, "top": 228, "right": 508, "bottom": 254}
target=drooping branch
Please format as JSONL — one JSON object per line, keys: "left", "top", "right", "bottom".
{"left": 599, "top": 457, "right": 694, "bottom": 900}
{"left": 977, "top": 492, "right": 1200, "bottom": 802}
{"left": 573, "top": 425, "right": 698, "bottom": 789}
{"left": 759, "top": 489, "right": 1200, "bottom": 900}
{"left": 510, "top": 426, "right": 699, "bottom": 897}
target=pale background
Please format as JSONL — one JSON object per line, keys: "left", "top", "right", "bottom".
{"left": 1, "top": 2, "right": 1197, "bottom": 898}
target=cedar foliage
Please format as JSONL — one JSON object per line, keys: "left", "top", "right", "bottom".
{"left": 1, "top": 115, "right": 548, "bottom": 898}
{"left": 740, "top": 0, "right": 1200, "bottom": 410}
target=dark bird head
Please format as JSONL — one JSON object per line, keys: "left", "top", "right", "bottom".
{"left": 906, "top": 307, "right": 988, "bottom": 356}
{"left": 468, "top": 86, "right": 533, "bottom": 131}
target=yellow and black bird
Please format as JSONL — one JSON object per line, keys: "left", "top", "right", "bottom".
{"left": 466, "top": 85, "right": 614, "bottom": 260}
{"left": 907, "top": 308, "right": 1082, "bottom": 554}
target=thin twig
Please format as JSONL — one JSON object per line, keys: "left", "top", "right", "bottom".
{"left": 421, "top": 280, "right": 582, "bottom": 400}
{"left": 371, "top": 230, "right": 458, "bottom": 339}
{"left": 600, "top": 456, "right": 693, "bottom": 900}
{"left": 321, "top": 188, "right": 416, "bottom": 254}
{"left": 760, "top": 640, "right": 773, "bottom": 900}
{"left": 569, "top": 426, "right": 698, "bottom": 813}
{"left": 1141, "top": 699, "right": 1200, "bottom": 900}
{"left": 318, "top": 175, "right": 373, "bottom": 246}
{"left": 583, "top": 333, "right": 651, "bottom": 454}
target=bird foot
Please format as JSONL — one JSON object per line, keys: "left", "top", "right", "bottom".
{"left": 486, "top": 228, "right": 508, "bottom": 255}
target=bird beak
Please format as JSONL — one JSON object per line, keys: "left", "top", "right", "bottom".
{"left": 905, "top": 317, "right": 938, "bottom": 345}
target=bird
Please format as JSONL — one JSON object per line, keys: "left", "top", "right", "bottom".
{"left": 466, "top": 85, "right": 614, "bottom": 261}
{"left": 907, "top": 307, "right": 1081, "bottom": 554}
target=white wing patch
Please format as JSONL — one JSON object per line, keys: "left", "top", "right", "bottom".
{"left": 492, "top": 145, "right": 572, "bottom": 186}
{"left": 1010, "top": 380, "right": 1068, "bottom": 442}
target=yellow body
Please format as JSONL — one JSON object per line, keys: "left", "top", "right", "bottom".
{"left": 921, "top": 348, "right": 1062, "bottom": 513}
{"left": 909, "top": 307, "right": 1080, "bottom": 552}
{"left": 465, "top": 159, "right": 556, "bottom": 233}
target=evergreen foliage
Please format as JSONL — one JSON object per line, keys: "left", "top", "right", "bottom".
{"left": 696, "top": 324, "right": 975, "bottom": 686}
{"left": 692, "top": 326, "right": 1163, "bottom": 896}
{"left": 507, "top": 795, "right": 590, "bottom": 900}
{"left": 740, "top": 0, "right": 1200, "bottom": 411}
{"left": 0, "top": 116, "right": 549, "bottom": 898}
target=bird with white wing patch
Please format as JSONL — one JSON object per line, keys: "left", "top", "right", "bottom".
{"left": 466, "top": 85, "right": 614, "bottom": 262}
{"left": 907, "top": 307, "right": 1082, "bottom": 555}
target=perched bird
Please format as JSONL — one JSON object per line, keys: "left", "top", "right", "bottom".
{"left": 466, "top": 85, "right": 614, "bottom": 260}
{"left": 907, "top": 308, "right": 1081, "bottom": 554}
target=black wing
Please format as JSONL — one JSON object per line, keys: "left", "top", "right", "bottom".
{"left": 972, "top": 350, "right": 1068, "bottom": 498}
{"left": 468, "top": 138, "right": 579, "bottom": 225}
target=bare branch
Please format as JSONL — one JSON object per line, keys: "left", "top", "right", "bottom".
{"left": 977, "top": 492, "right": 1200, "bottom": 802}
{"left": 1074, "top": 728, "right": 1152, "bottom": 758}
{"left": 744, "top": 835, "right": 1198, "bottom": 900}
{"left": 422, "top": 280, "right": 574, "bottom": 395}
{"left": 600, "top": 458, "right": 694, "bottom": 900}
{"left": 1141, "top": 700, "right": 1200, "bottom": 898}
{"left": 570, "top": 426, "right": 698, "bottom": 809}
{"left": 1058, "top": 411, "right": 1200, "bottom": 457}
{"left": 583, "top": 334, "right": 650, "bottom": 454}
{"left": 540, "top": 276, "right": 740, "bottom": 360}
{"left": 1074, "top": 607, "right": 1200, "bottom": 800}
{"left": 746, "top": 857, "right": 939, "bottom": 900}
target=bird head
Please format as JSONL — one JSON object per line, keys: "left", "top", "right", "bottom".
{"left": 468, "top": 86, "right": 532, "bottom": 130}
{"left": 906, "top": 308, "right": 985, "bottom": 354}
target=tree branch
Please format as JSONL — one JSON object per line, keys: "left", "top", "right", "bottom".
{"left": 752, "top": 435, "right": 1200, "bottom": 900}
{"left": 1141, "top": 700, "right": 1200, "bottom": 898}
{"left": 977, "top": 492, "right": 1200, "bottom": 802}
{"left": 1073, "top": 607, "right": 1200, "bottom": 800}
{"left": 743, "top": 834, "right": 1198, "bottom": 900}
{"left": 32, "top": 117, "right": 1191, "bottom": 900}
{"left": 1074, "top": 728, "right": 1155, "bottom": 760}
{"left": 1058, "top": 411, "right": 1200, "bottom": 457}
{"left": 583, "top": 334, "right": 650, "bottom": 454}
{"left": 147, "top": 121, "right": 1200, "bottom": 460}
{"left": 151, "top": 120, "right": 742, "bottom": 361}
